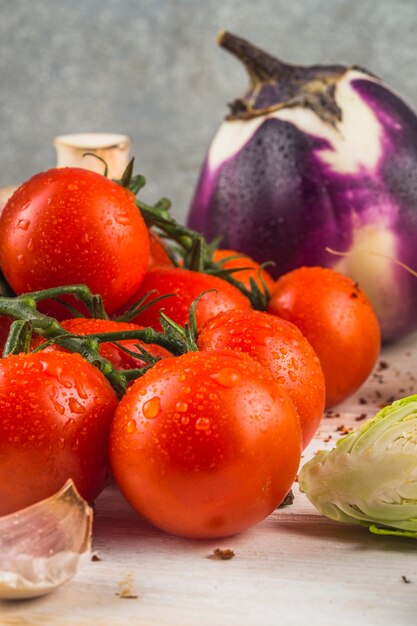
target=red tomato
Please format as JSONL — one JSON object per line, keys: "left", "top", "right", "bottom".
{"left": 121, "top": 266, "right": 251, "bottom": 331}
{"left": 0, "top": 316, "right": 12, "bottom": 354}
{"left": 213, "top": 249, "right": 275, "bottom": 293}
{"left": 268, "top": 266, "right": 381, "bottom": 408}
{"left": 0, "top": 285, "right": 13, "bottom": 354}
{"left": 148, "top": 231, "right": 173, "bottom": 267}
{"left": 198, "top": 309, "right": 325, "bottom": 448}
{"left": 32, "top": 318, "right": 171, "bottom": 370}
{"left": 110, "top": 350, "right": 301, "bottom": 538}
{"left": 0, "top": 351, "right": 118, "bottom": 515}
{"left": 0, "top": 168, "right": 150, "bottom": 314}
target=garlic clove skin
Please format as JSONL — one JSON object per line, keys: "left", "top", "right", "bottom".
{"left": 53, "top": 133, "right": 131, "bottom": 180}
{"left": 0, "top": 479, "right": 93, "bottom": 600}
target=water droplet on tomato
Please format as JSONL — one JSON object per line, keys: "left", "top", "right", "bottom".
{"left": 16, "top": 218, "right": 30, "bottom": 230}
{"left": 142, "top": 397, "right": 161, "bottom": 419}
{"left": 195, "top": 417, "right": 210, "bottom": 431}
{"left": 114, "top": 213, "right": 130, "bottom": 225}
{"left": 74, "top": 379, "right": 88, "bottom": 400}
{"left": 68, "top": 397, "right": 86, "bottom": 414}
{"left": 288, "top": 370, "right": 297, "bottom": 382}
{"left": 180, "top": 415, "right": 190, "bottom": 426}
{"left": 67, "top": 184, "right": 78, "bottom": 190}
{"left": 53, "top": 400, "right": 65, "bottom": 415}
{"left": 256, "top": 319, "right": 272, "bottom": 329}
{"left": 291, "top": 357, "right": 299, "bottom": 370}
{"left": 211, "top": 368, "right": 241, "bottom": 388}
{"left": 126, "top": 419, "right": 136, "bottom": 433}
{"left": 175, "top": 401, "right": 188, "bottom": 413}
{"left": 63, "top": 417, "right": 76, "bottom": 431}
{"left": 279, "top": 347, "right": 288, "bottom": 355}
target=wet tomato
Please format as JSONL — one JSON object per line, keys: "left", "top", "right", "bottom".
{"left": 32, "top": 318, "right": 171, "bottom": 371}
{"left": 148, "top": 231, "right": 173, "bottom": 267}
{"left": 213, "top": 249, "right": 275, "bottom": 293}
{"left": 121, "top": 266, "right": 251, "bottom": 331}
{"left": 0, "top": 168, "right": 149, "bottom": 314}
{"left": 198, "top": 309, "right": 325, "bottom": 448}
{"left": 0, "top": 284, "right": 13, "bottom": 354}
{"left": 0, "top": 351, "right": 118, "bottom": 515}
{"left": 110, "top": 350, "right": 301, "bottom": 538}
{"left": 268, "top": 266, "right": 381, "bottom": 407}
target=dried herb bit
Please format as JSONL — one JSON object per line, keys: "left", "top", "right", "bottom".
{"left": 91, "top": 553, "right": 102, "bottom": 562}
{"left": 208, "top": 548, "right": 235, "bottom": 560}
{"left": 359, "top": 397, "right": 368, "bottom": 405}
{"left": 378, "top": 361, "right": 389, "bottom": 370}
{"left": 355, "top": 413, "right": 368, "bottom": 422}
{"left": 401, "top": 575, "right": 411, "bottom": 584}
{"left": 278, "top": 489, "right": 294, "bottom": 508}
{"left": 336, "top": 424, "right": 352, "bottom": 435}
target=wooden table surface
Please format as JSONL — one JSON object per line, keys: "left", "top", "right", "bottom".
{"left": 2, "top": 334, "right": 417, "bottom": 626}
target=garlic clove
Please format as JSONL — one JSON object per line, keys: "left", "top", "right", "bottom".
{"left": 53, "top": 132, "right": 131, "bottom": 179}
{"left": 0, "top": 479, "right": 93, "bottom": 600}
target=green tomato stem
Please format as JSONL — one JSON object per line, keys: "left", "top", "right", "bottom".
{"left": 83, "top": 328, "right": 187, "bottom": 356}
{"left": 25, "top": 284, "right": 109, "bottom": 319}
{"left": 0, "top": 294, "right": 127, "bottom": 396}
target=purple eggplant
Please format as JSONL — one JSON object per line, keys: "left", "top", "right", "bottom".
{"left": 187, "top": 32, "right": 417, "bottom": 343}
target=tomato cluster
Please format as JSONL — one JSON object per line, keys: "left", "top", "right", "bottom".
{"left": 0, "top": 166, "right": 381, "bottom": 538}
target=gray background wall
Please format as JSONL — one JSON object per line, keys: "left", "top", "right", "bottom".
{"left": 1, "top": 0, "right": 416, "bottom": 223}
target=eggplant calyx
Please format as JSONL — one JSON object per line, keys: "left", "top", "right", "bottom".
{"left": 218, "top": 31, "right": 354, "bottom": 126}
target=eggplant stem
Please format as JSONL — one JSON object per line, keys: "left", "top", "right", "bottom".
{"left": 216, "top": 30, "right": 291, "bottom": 86}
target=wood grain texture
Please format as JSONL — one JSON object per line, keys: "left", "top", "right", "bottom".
{"left": 1, "top": 334, "right": 417, "bottom": 626}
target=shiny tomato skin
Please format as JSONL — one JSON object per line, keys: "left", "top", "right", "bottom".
{"left": 148, "top": 231, "right": 173, "bottom": 267}
{"left": 110, "top": 350, "right": 301, "bottom": 538}
{"left": 213, "top": 249, "right": 275, "bottom": 293}
{"left": 0, "top": 318, "right": 11, "bottom": 353}
{"left": 122, "top": 266, "right": 251, "bottom": 331}
{"left": 0, "top": 351, "right": 118, "bottom": 515}
{"left": 268, "top": 266, "right": 381, "bottom": 408}
{"left": 0, "top": 284, "right": 13, "bottom": 354}
{"left": 198, "top": 309, "right": 325, "bottom": 448}
{"left": 0, "top": 168, "right": 150, "bottom": 314}
{"left": 32, "top": 318, "right": 171, "bottom": 370}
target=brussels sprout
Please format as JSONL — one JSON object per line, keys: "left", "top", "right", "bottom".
{"left": 299, "top": 395, "right": 417, "bottom": 537}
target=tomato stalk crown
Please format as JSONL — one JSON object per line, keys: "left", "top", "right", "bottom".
{"left": 116, "top": 158, "right": 272, "bottom": 310}
{"left": 0, "top": 285, "right": 207, "bottom": 397}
